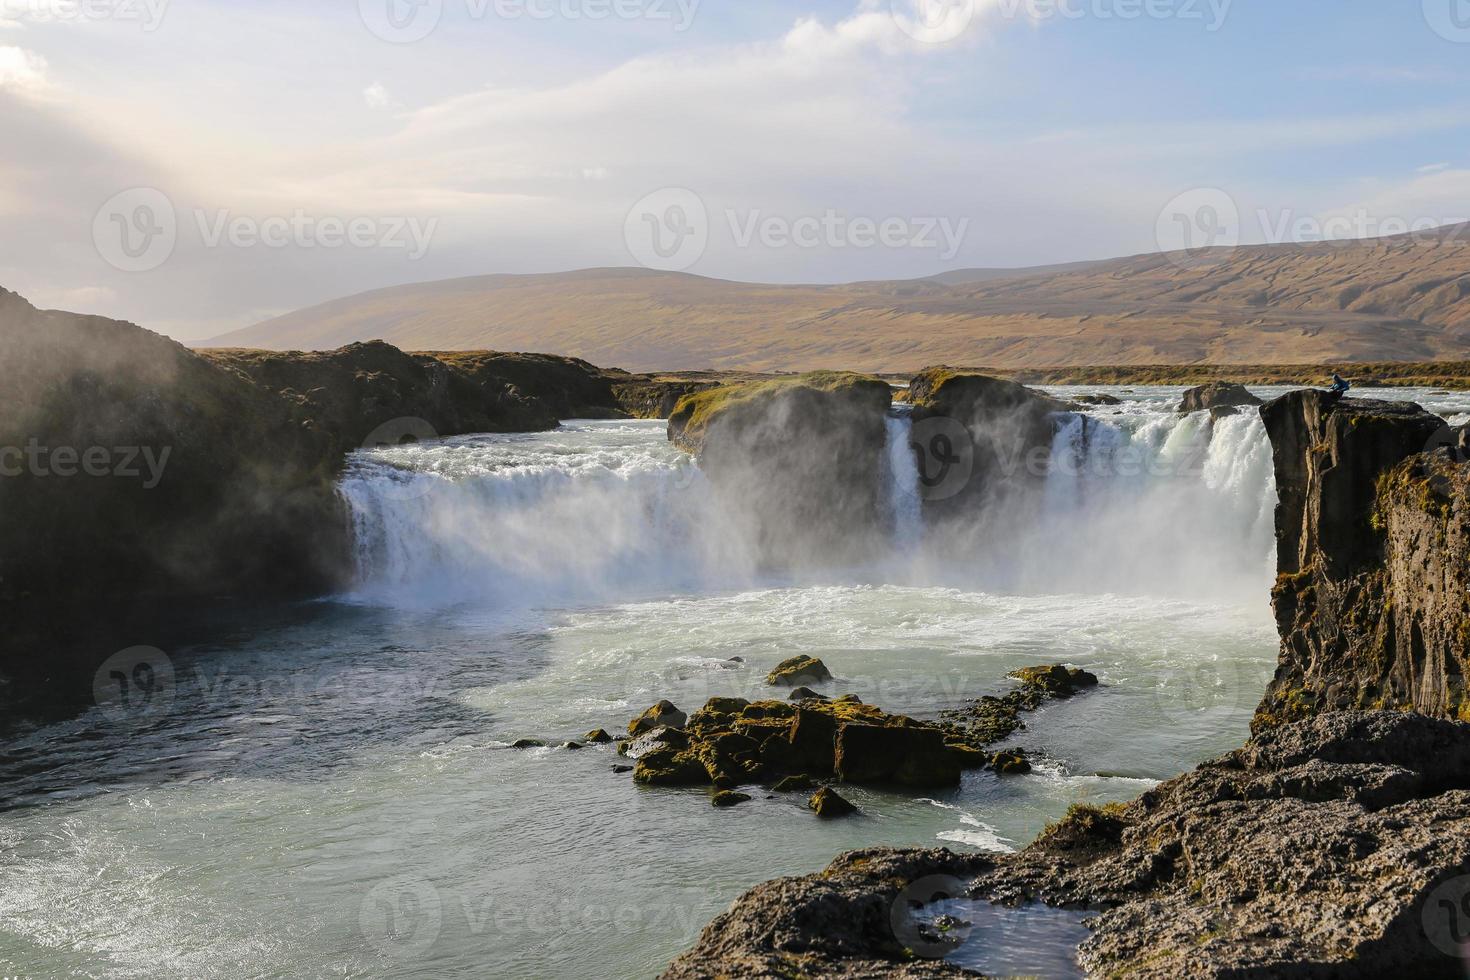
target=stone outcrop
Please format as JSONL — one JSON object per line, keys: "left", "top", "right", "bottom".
{"left": 623, "top": 696, "right": 970, "bottom": 791}
{"left": 1178, "top": 381, "right": 1263, "bottom": 414}
{"left": 904, "top": 368, "right": 1074, "bottom": 532}
{"left": 611, "top": 377, "right": 720, "bottom": 419}
{"left": 1257, "top": 389, "right": 1467, "bottom": 725}
{"left": 766, "top": 656, "right": 833, "bottom": 686}
{"left": 623, "top": 665, "right": 1095, "bottom": 799}
{"left": 663, "top": 713, "right": 1470, "bottom": 979}
{"left": 204, "top": 343, "right": 563, "bottom": 454}
{"left": 667, "top": 373, "right": 894, "bottom": 568}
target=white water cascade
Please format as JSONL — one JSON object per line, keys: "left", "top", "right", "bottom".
{"left": 339, "top": 396, "right": 1281, "bottom": 607}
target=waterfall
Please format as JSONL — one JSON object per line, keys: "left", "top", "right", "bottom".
{"left": 1021, "top": 408, "right": 1276, "bottom": 599}
{"left": 337, "top": 409, "right": 1278, "bottom": 608}
{"left": 336, "top": 422, "right": 762, "bottom": 606}
{"left": 885, "top": 410, "right": 924, "bottom": 552}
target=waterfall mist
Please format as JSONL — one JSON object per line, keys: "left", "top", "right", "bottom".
{"left": 339, "top": 401, "right": 1279, "bottom": 609}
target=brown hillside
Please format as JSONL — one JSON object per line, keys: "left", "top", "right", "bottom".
{"left": 205, "top": 226, "right": 1470, "bottom": 373}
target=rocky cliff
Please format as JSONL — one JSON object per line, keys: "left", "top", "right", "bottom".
{"left": 667, "top": 372, "right": 893, "bottom": 569}
{"left": 1257, "top": 389, "right": 1469, "bottom": 726}
{"left": 0, "top": 288, "right": 696, "bottom": 709}
{"left": 662, "top": 712, "right": 1470, "bottom": 979}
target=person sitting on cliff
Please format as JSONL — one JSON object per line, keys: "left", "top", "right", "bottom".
{"left": 1327, "top": 373, "right": 1351, "bottom": 399}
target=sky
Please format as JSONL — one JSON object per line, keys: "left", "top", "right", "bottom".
{"left": 1, "top": 0, "right": 1469, "bottom": 342}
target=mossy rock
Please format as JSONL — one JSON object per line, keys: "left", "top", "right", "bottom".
{"left": 788, "top": 687, "right": 829, "bottom": 702}
{"left": 629, "top": 699, "right": 688, "bottom": 736}
{"left": 946, "top": 744, "right": 989, "bottom": 770}
{"left": 988, "top": 748, "right": 1031, "bottom": 775}
{"left": 668, "top": 372, "right": 891, "bottom": 455}
{"left": 773, "top": 774, "right": 817, "bottom": 793}
{"left": 633, "top": 746, "right": 710, "bottom": 787}
{"left": 562, "top": 741, "right": 584, "bottom": 751}
{"left": 712, "top": 791, "right": 752, "bottom": 808}
{"left": 584, "top": 728, "right": 613, "bottom": 744}
{"left": 1036, "top": 802, "right": 1131, "bottom": 852}
{"left": 1008, "top": 664, "right": 1099, "bottom": 698}
{"left": 809, "top": 786, "right": 858, "bottom": 818}
{"left": 511, "top": 738, "right": 545, "bottom": 749}
{"left": 766, "top": 656, "right": 834, "bottom": 687}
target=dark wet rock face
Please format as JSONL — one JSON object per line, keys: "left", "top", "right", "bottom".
{"left": 663, "top": 713, "right": 1470, "bottom": 979}
{"left": 808, "top": 786, "right": 857, "bottom": 818}
{"left": 1178, "top": 381, "right": 1263, "bottom": 414}
{"left": 905, "top": 368, "right": 1074, "bottom": 546}
{"left": 667, "top": 372, "right": 894, "bottom": 569}
{"left": 1258, "top": 390, "right": 1468, "bottom": 724}
{"left": 612, "top": 378, "right": 720, "bottom": 419}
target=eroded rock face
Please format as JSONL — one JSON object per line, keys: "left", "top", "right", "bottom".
{"left": 0, "top": 291, "right": 351, "bottom": 702}
{"left": 1257, "top": 389, "right": 1467, "bottom": 724}
{"left": 904, "top": 368, "right": 1074, "bottom": 540}
{"left": 667, "top": 373, "right": 894, "bottom": 569}
{"left": 663, "top": 713, "right": 1470, "bottom": 979}
{"left": 1178, "top": 381, "right": 1263, "bottom": 414}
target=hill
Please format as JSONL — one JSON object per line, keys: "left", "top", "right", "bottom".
{"left": 204, "top": 226, "right": 1470, "bottom": 373}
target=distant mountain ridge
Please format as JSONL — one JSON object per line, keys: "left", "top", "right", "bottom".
{"left": 205, "top": 225, "right": 1470, "bottom": 372}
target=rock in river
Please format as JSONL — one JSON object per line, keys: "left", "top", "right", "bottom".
{"left": 766, "top": 656, "right": 833, "bottom": 686}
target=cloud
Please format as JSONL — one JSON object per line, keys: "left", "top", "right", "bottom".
{"left": 363, "top": 82, "right": 399, "bottom": 112}
{"left": 0, "top": 45, "right": 46, "bottom": 94}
